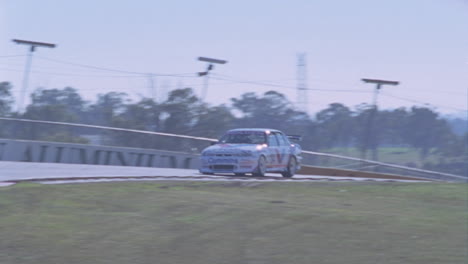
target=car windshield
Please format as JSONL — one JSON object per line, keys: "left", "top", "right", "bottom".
{"left": 219, "top": 131, "right": 266, "bottom": 144}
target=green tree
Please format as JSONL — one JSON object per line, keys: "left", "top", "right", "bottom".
{"left": 161, "top": 88, "right": 202, "bottom": 134}
{"left": 231, "top": 91, "right": 309, "bottom": 132}
{"left": 315, "top": 103, "right": 354, "bottom": 151}
{"left": 0, "top": 82, "right": 13, "bottom": 116}
{"left": 0, "top": 82, "right": 14, "bottom": 138}
{"left": 19, "top": 87, "right": 88, "bottom": 142}
{"left": 230, "top": 90, "right": 317, "bottom": 153}
{"left": 29, "top": 87, "right": 86, "bottom": 117}
{"left": 191, "top": 105, "right": 235, "bottom": 138}
{"left": 154, "top": 88, "right": 205, "bottom": 151}
{"left": 110, "top": 98, "right": 161, "bottom": 148}
{"left": 402, "top": 106, "right": 454, "bottom": 160}
{"left": 375, "top": 108, "right": 408, "bottom": 146}
{"left": 87, "top": 92, "right": 129, "bottom": 126}
{"left": 353, "top": 103, "right": 376, "bottom": 159}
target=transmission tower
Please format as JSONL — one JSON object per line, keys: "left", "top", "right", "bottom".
{"left": 147, "top": 73, "right": 156, "bottom": 102}
{"left": 296, "top": 53, "right": 308, "bottom": 113}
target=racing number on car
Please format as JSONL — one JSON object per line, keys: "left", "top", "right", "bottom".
{"left": 275, "top": 133, "right": 291, "bottom": 166}
{"left": 275, "top": 149, "right": 285, "bottom": 164}
{"left": 267, "top": 132, "right": 291, "bottom": 166}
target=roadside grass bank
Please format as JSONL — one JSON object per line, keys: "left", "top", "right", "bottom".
{"left": 0, "top": 181, "right": 466, "bottom": 264}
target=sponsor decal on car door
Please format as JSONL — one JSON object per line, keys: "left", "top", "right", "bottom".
{"left": 267, "top": 132, "right": 288, "bottom": 168}
{"left": 276, "top": 132, "right": 291, "bottom": 168}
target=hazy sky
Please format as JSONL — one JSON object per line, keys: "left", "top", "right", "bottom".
{"left": 1, "top": 0, "right": 467, "bottom": 116}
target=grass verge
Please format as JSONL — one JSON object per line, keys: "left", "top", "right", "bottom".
{"left": 0, "top": 181, "right": 467, "bottom": 264}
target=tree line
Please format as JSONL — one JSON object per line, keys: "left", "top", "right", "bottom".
{"left": 0, "top": 81, "right": 466, "bottom": 176}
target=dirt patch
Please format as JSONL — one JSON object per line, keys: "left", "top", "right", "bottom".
{"left": 0, "top": 182, "right": 15, "bottom": 187}
{"left": 269, "top": 200, "right": 286, "bottom": 204}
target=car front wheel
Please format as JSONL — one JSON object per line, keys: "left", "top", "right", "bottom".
{"left": 252, "top": 156, "right": 266, "bottom": 177}
{"left": 281, "top": 157, "right": 297, "bottom": 178}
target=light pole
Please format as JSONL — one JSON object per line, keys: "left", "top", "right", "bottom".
{"left": 361, "top": 78, "right": 399, "bottom": 162}
{"left": 197, "top": 57, "right": 227, "bottom": 101}
{"left": 12, "top": 39, "right": 56, "bottom": 112}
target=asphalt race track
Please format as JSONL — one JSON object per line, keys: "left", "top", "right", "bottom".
{"left": 0, "top": 161, "right": 430, "bottom": 186}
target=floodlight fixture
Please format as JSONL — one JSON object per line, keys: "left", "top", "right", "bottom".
{"left": 362, "top": 78, "right": 399, "bottom": 88}
{"left": 198, "top": 57, "right": 227, "bottom": 64}
{"left": 13, "top": 39, "right": 56, "bottom": 49}
{"left": 197, "top": 56, "right": 228, "bottom": 101}
{"left": 12, "top": 39, "right": 57, "bottom": 112}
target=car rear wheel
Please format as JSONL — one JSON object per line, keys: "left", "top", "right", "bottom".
{"left": 281, "top": 157, "right": 297, "bottom": 178}
{"left": 252, "top": 156, "right": 266, "bottom": 177}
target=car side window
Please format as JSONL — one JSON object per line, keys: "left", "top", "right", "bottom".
{"left": 268, "top": 133, "right": 279, "bottom": 146}
{"left": 276, "top": 133, "right": 288, "bottom": 146}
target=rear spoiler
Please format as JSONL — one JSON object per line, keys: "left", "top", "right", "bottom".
{"left": 287, "top": 135, "right": 302, "bottom": 141}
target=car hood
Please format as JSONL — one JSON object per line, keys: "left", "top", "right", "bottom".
{"left": 203, "top": 144, "right": 259, "bottom": 153}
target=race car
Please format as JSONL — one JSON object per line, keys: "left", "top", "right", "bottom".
{"left": 199, "top": 128, "right": 302, "bottom": 177}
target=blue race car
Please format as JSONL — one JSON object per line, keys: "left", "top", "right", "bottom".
{"left": 199, "top": 128, "right": 302, "bottom": 177}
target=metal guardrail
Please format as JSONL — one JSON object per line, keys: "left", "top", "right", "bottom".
{"left": 0, "top": 117, "right": 466, "bottom": 182}
{"left": 300, "top": 151, "right": 466, "bottom": 182}
{"left": 0, "top": 117, "right": 217, "bottom": 142}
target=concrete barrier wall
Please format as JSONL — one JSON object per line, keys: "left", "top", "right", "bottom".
{"left": 0, "top": 139, "right": 200, "bottom": 169}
